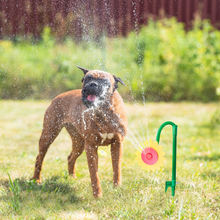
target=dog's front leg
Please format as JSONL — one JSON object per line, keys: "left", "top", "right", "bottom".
{"left": 85, "top": 142, "right": 102, "bottom": 198}
{"left": 111, "top": 136, "right": 123, "bottom": 187}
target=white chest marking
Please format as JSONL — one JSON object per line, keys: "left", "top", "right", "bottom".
{"left": 107, "top": 133, "right": 114, "bottom": 139}
{"left": 100, "top": 133, "right": 114, "bottom": 144}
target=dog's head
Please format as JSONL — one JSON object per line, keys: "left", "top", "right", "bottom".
{"left": 77, "top": 66, "right": 125, "bottom": 108}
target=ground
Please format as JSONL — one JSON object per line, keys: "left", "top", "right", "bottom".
{"left": 0, "top": 100, "right": 220, "bottom": 219}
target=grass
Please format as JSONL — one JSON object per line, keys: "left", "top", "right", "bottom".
{"left": 0, "top": 100, "right": 220, "bottom": 219}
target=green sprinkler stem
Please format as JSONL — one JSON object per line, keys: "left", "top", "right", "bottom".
{"left": 156, "top": 121, "right": 178, "bottom": 197}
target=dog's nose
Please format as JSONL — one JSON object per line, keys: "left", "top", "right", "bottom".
{"left": 89, "top": 82, "right": 98, "bottom": 88}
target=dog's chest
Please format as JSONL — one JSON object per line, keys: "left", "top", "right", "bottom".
{"left": 99, "top": 132, "right": 114, "bottom": 144}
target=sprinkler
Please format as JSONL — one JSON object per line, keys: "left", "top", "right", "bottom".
{"left": 135, "top": 121, "right": 178, "bottom": 197}
{"left": 156, "top": 121, "right": 178, "bottom": 197}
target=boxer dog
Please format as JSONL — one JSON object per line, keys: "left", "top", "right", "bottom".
{"left": 31, "top": 66, "right": 127, "bottom": 197}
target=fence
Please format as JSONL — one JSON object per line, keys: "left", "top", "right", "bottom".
{"left": 0, "top": 0, "right": 220, "bottom": 40}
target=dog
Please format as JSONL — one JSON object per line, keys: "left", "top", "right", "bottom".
{"left": 31, "top": 66, "right": 127, "bottom": 197}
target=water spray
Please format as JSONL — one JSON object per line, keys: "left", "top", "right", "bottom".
{"left": 135, "top": 121, "right": 178, "bottom": 197}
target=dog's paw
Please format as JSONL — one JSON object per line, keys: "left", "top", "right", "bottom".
{"left": 36, "top": 179, "right": 42, "bottom": 185}
{"left": 69, "top": 173, "right": 77, "bottom": 179}
{"left": 93, "top": 192, "right": 103, "bottom": 198}
{"left": 113, "top": 181, "right": 122, "bottom": 187}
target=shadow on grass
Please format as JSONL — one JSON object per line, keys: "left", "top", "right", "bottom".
{"left": 190, "top": 154, "right": 220, "bottom": 161}
{"left": 197, "top": 123, "right": 220, "bottom": 136}
{"left": 0, "top": 175, "right": 81, "bottom": 204}
{"left": 200, "top": 171, "right": 220, "bottom": 180}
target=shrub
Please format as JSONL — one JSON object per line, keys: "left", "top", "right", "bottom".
{"left": 0, "top": 18, "right": 220, "bottom": 101}
{"left": 113, "top": 18, "right": 220, "bottom": 101}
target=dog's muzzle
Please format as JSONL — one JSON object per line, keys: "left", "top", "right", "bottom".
{"left": 82, "top": 83, "right": 101, "bottom": 108}
{"left": 82, "top": 81, "right": 111, "bottom": 108}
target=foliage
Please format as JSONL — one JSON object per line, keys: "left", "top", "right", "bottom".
{"left": 115, "top": 18, "right": 220, "bottom": 101}
{"left": 0, "top": 18, "right": 220, "bottom": 101}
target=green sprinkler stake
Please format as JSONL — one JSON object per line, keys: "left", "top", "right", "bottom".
{"left": 156, "top": 121, "right": 178, "bottom": 197}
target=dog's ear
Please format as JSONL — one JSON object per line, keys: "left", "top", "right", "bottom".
{"left": 77, "top": 65, "right": 90, "bottom": 82}
{"left": 113, "top": 75, "right": 125, "bottom": 91}
{"left": 76, "top": 65, "right": 89, "bottom": 74}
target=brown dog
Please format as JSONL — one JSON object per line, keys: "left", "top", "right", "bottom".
{"left": 31, "top": 66, "right": 127, "bottom": 197}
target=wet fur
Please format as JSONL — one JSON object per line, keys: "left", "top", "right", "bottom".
{"left": 31, "top": 70, "right": 127, "bottom": 197}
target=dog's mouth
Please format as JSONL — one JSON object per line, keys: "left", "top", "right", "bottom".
{"left": 87, "top": 94, "right": 97, "bottom": 102}
{"left": 82, "top": 81, "right": 111, "bottom": 108}
{"left": 82, "top": 91, "right": 100, "bottom": 108}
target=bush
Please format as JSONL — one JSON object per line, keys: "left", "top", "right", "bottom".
{"left": 0, "top": 29, "right": 104, "bottom": 99}
{"left": 111, "top": 18, "right": 220, "bottom": 101}
{"left": 0, "top": 19, "right": 220, "bottom": 101}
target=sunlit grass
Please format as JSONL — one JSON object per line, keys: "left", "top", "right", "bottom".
{"left": 0, "top": 100, "right": 220, "bottom": 219}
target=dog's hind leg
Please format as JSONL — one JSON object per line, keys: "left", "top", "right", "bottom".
{"left": 65, "top": 123, "right": 85, "bottom": 178}
{"left": 31, "top": 107, "right": 63, "bottom": 183}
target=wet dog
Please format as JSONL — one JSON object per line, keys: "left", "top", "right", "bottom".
{"left": 31, "top": 66, "right": 127, "bottom": 197}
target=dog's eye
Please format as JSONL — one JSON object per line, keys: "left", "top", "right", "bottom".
{"left": 103, "top": 80, "right": 109, "bottom": 86}
{"left": 85, "top": 76, "right": 93, "bottom": 82}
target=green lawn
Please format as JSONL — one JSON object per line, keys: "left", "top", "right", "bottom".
{"left": 0, "top": 100, "right": 220, "bottom": 219}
